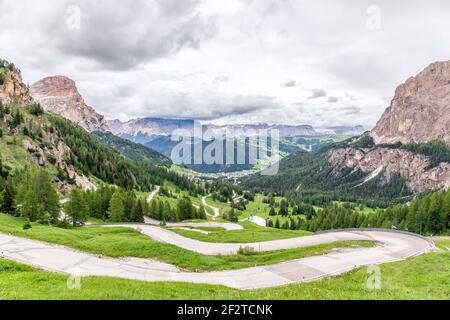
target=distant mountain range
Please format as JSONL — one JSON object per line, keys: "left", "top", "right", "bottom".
{"left": 26, "top": 74, "right": 366, "bottom": 142}
{"left": 28, "top": 73, "right": 367, "bottom": 175}
{"left": 107, "top": 118, "right": 366, "bottom": 143}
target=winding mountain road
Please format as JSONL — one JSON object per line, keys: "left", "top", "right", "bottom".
{"left": 146, "top": 186, "right": 160, "bottom": 203}
{"left": 0, "top": 229, "right": 434, "bottom": 290}
{"left": 202, "top": 196, "right": 220, "bottom": 220}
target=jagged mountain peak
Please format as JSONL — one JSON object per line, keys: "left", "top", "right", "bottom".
{"left": 371, "top": 60, "right": 450, "bottom": 146}
{"left": 30, "top": 75, "right": 109, "bottom": 133}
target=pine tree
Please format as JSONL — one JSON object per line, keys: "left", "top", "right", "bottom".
{"left": 269, "top": 206, "right": 276, "bottom": 216}
{"left": 65, "top": 188, "right": 88, "bottom": 227}
{"left": 428, "top": 193, "right": 444, "bottom": 234}
{"left": 108, "top": 192, "right": 125, "bottom": 222}
{"left": 135, "top": 199, "right": 144, "bottom": 223}
{"left": 279, "top": 199, "right": 289, "bottom": 216}
{"left": 17, "top": 167, "right": 60, "bottom": 222}
{"left": 197, "top": 205, "right": 207, "bottom": 220}
{"left": 1, "top": 180, "right": 16, "bottom": 214}
{"left": 274, "top": 218, "right": 280, "bottom": 229}
{"left": 177, "top": 196, "right": 194, "bottom": 221}
{"left": 149, "top": 199, "right": 158, "bottom": 219}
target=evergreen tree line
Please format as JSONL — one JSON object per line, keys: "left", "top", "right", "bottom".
{"left": 400, "top": 140, "right": 450, "bottom": 169}
{"left": 271, "top": 190, "right": 449, "bottom": 235}
{"left": 146, "top": 196, "right": 207, "bottom": 223}
{"left": 0, "top": 166, "right": 60, "bottom": 224}
{"left": 65, "top": 185, "right": 145, "bottom": 226}
{"left": 267, "top": 201, "right": 316, "bottom": 219}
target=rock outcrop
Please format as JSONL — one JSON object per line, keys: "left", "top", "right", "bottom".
{"left": 329, "top": 147, "right": 450, "bottom": 193}
{"left": 0, "top": 68, "right": 33, "bottom": 105}
{"left": 30, "top": 76, "right": 109, "bottom": 133}
{"left": 371, "top": 60, "right": 450, "bottom": 146}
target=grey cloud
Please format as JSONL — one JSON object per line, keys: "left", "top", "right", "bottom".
{"left": 281, "top": 80, "right": 296, "bottom": 88}
{"left": 342, "top": 106, "right": 362, "bottom": 115}
{"left": 180, "top": 94, "right": 281, "bottom": 120}
{"left": 328, "top": 96, "right": 340, "bottom": 103}
{"left": 308, "top": 89, "right": 327, "bottom": 99}
{"left": 213, "top": 76, "right": 230, "bottom": 84}
{"left": 50, "top": 0, "right": 218, "bottom": 70}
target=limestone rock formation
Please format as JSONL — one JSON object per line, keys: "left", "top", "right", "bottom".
{"left": 371, "top": 60, "right": 450, "bottom": 146}
{"left": 329, "top": 147, "right": 450, "bottom": 193}
{"left": 0, "top": 67, "right": 33, "bottom": 105}
{"left": 30, "top": 76, "right": 109, "bottom": 133}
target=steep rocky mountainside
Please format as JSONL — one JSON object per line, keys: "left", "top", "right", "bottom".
{"left": 30, "top": 76, "right": 109, "bottom": 133}
{"left": 371, "top": 60, "right": 450, "bottom": 145}
{"left": 0, "top": 66, "right": 95, "bottom": 190}
{"left": 0, "top": 61, "right": 33, "bottom": 106}
{"left": 328, "top": 60, "right": 450, "bottom": 193}
{"left": 328, "top": 147, "right": 450, "bottom": 193}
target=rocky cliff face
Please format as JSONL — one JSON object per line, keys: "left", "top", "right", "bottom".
{"left": 371, "top": 60, "right": 450, "bottom": 146}
{"left": 30, "top": 76, "right": 109, "bottom": 133}
{"left": 0, "top": 68, "right": 33, "bottom": 105}
{"left": 329, "top": 147, "right": 450, "bottom": 193}
{"left": 328, "top": 60, "right": 450, "bottom": 193}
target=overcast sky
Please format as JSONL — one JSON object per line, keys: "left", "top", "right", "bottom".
{"left": 1, "top": 0, "right": 449, "bottom": 128}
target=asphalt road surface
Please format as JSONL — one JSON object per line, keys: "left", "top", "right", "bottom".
{"left": 0, "top": 229, "right": 434, "bottom": 290}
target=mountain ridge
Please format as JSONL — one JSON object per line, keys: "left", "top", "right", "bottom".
{"left": 371, "top": 60, "right": 450, "bottom": 146}
{"left": 30, "top": 76, "right": 110, "bottom": 133}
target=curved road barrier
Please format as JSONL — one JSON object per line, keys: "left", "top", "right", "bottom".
{"left": 0, "top": 229, "right": 435, "bottom": 290}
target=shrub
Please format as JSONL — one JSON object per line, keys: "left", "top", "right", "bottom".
{"left": 237, "top": 246, "right": 256, "bottom": 256}
{"left": 22, "top": 219, "right": 32, "bottom": 230}
{"left": 28, "top": 103, "right": 44, "bottom": 116}
{"left": 0, "top": 68, "right": 6, "bottom": 86}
